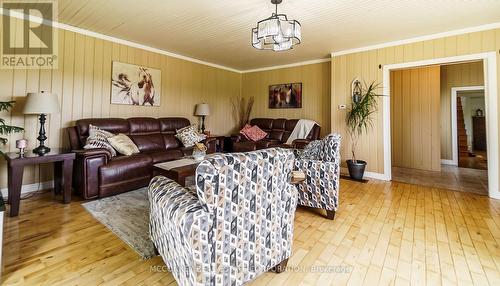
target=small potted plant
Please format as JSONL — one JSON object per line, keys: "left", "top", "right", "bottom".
{"left": 345, "top": 81, "right": 383, "bottom": 180}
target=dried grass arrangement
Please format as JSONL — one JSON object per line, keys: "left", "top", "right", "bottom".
{"left": 231, "top": 96, "right": 255, "bottom": 129}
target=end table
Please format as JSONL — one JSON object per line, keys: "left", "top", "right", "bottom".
{"left": 2, "top": 148, "right": 75, "bottom": 217}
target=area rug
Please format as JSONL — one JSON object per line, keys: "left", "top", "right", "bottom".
{"left": 82, "top": 187, "right": 157, "bottom": 259}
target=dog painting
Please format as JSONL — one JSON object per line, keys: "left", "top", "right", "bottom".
{"left": 111, "top": 62, "right": 161, "bottom": 106}
{"left": 268, "top": 83, "right": 302, "bottom": 109}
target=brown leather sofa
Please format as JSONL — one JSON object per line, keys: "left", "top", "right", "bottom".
{"left": 230, "top": 118, "right": 320, "bottom": 152}
{"left": 67, "top": 117, "right": 216, "bottom": 199}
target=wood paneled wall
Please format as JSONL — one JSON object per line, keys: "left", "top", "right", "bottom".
{"left": 331, "top": 28, "right": 500, "bottom": 174}
{"left": 241, "top": 62, "right": 331, "bottom": 137}
{"left": 0, "top": 17, "right": 241, "bottom": 188}
{"left": 440, "top": 61, "right": 484, "bottom": 160}
{"left": 391, "top": 66, "right": 441, "bottom": 171}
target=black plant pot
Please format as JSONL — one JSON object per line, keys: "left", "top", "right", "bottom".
{"left": 346, "top": 159, "right": 367, "bottom": 180}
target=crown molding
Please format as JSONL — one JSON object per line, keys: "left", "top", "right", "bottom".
{"left": 241, "top": 58, "right": 331, "bottom": 73}
{"left": 0, "top": 8, "right": 242, "bottom": 73}
{"left": 331, "top": 22, "right": 500, "bottom": 57}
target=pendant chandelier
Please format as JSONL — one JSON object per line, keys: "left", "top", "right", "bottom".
{"left": 252, "top": 0, "right": 301, "bottom": 51}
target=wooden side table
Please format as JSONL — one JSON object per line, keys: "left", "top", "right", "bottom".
{"left": 2, "top": 148, "right": 75, "bottom": 217}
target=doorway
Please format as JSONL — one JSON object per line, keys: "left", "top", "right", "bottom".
{"left": 382, "top": 52, "right": 498, "bottom": 198}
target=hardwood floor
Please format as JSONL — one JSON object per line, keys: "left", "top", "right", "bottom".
{"left": 3, "top": 179, "right": 500, "bottom": 285}
{"left": 392, "top": 165, "right": 488, "bottom": 195}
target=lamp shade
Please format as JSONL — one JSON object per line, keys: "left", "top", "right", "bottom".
{"left": 24, "top": 91, "right": 60, "bottom": 114}
{"left": 195, "top": 103, "right": 210, "bottom": 116}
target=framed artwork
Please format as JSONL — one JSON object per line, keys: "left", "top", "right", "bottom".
{"left": 111, "top": 61, "right": 161, "bottom": 106}
{"left": 268, "top": 82, "right": 302, "bottom": 109}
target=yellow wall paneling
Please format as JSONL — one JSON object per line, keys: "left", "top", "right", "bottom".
{"left": 241, "top": 62, "right": 331, "bottom": 137}
{"left": 391, "top": 65, "right": 441, "bottom": 172}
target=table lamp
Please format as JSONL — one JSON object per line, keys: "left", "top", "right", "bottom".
{"left": 194, "top": 103, "right": 210, "bottom": 133}
{"left": 23, "top": 91, "right": 60, "bottom": 155}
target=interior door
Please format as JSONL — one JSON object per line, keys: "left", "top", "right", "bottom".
{"left": 391, "top": 65, "right": 441, "bottom": 171}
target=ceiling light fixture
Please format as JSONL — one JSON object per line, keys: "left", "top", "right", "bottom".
{"left": 251, "top": 0, "right": 301, "bottom": 52}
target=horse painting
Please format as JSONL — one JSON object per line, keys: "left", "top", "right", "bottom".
{"left": 111, "top": 62, "right": 161, "bottom": 106}
{"left": 268, "top": 83, "right": 302, "bottom": 109}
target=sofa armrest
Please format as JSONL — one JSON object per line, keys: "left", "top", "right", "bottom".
{"left": 148, "top": 176, "right": 212, "bottom": 284}
{"left": 230, "top": 133, "right": 247, "bottom": 143}
{"left": 292, "top": 139, "right": 312, "bottom": 149}
{"left": 294, "top": 159, "right": 340, "bottom": 211}
{"left": 73, "top": 148, "right": 112, "bottom": 160}
{"left": 72, "top": 148, "right": 111, "bottom": 199}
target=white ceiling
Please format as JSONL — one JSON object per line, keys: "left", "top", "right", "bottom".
{"left": 53, "top": 0, "right": 500, "bottom": 71}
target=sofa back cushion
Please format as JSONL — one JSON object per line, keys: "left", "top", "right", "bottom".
{"left": 249, "top": 118, "right": 320, "bottom": 143}
{"left": 159, "top": 117, "right": 190, "bottom": 149}
{"left": 128, "top": 118, "right": 163, "bottom": 152}
{"left": 76, "top": 118, "right": 129, "bottom": 148}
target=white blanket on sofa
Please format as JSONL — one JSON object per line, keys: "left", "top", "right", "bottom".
{"left": 286, "top": 119, "right": 318, "bottom": 145}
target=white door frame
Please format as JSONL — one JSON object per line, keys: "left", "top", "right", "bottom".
{"left": 450, "top": 86, "right": 485, "bottom": 166}
{"left": 382, "top": 52, "right": 499, "bottom": 199}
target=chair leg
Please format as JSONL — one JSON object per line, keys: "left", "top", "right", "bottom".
{"left": 326, "top": 210, "right": 335, "bottom": 220}
{"left": 272, "top": 258, "right": 289, "bottom": 273}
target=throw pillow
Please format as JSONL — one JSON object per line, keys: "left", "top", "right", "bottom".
{"left": 107, "top": 133, "right": 140, "bottom": 156}
{"left": 299, "top": 140, "right": 323, "bottom": 160}
{"left": 242, "top": 125, "right": 267, "bottom": 141}
{"left": 84, "top": 125, "right": 117, "bottom": 157}
{"left": 239, "top": 124, "right": 252, "bottom": 139}
{"left": 175, "top": 125, "right": 206, "bottom": 147}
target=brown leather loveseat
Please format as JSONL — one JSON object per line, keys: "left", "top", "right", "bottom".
{"left": 230, "top": 118, "right": 320, "bottom": 152}
{"left": 67, "top": 117, "right": 216, "bottom": 199}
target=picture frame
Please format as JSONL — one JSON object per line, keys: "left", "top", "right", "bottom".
{"left": 111, "top": 61, "right": 161, "bottom": 106}
{"left": 268, "top": 82, "right": 302, "bottom": 109}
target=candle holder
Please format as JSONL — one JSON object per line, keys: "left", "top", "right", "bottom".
{"left": 16, "top": 139, "right": 27, "bottom": 157}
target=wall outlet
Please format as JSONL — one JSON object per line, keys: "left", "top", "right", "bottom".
{"left": 338, "top": 104, "right": 347, "bottom": 110}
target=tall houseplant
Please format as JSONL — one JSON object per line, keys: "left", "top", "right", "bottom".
{"left": 0, "top": 101, "right": 24, "bottom": 152}
{"left": 345, "top": 81, "right": 383, "bottom": 180}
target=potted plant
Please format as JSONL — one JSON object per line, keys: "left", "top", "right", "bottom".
{"left": 345, "top": 81, "right": 383, "bottom": 180}
{"left": 0, "top": 100, "right": 24, "bottom": 152}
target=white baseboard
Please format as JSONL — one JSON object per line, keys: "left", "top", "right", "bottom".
{"left": 441, "top": 159, "right": 456, "bottom": 165}
{"left": 0, "top": 180, "right": 54, "bottom": 199}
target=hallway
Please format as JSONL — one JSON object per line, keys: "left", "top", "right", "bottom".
{"left": 392, "top": 165, "right": 488, "bottom": 195}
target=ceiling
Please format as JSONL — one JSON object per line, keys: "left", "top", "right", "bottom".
{"left": 51, "top": 0, "right": 500, "bottom": 71}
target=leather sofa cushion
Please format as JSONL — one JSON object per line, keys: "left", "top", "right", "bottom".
{"left": 163, "top": 134, "right": 181, "bottom": 149}
{"left": 130, "top": 133, "right": 165, "bottom": 152}
{"left": 159, "top": 117, "right": 190, "bottom": 133}
{"left": 145, "top": 149, "right": 184, "bottom": 164}
{"left": 76, "top": 118, "right": 129, "bottom": 147}
{"left": 256, "top": 139, "right": 280, "bottom": 150}
{"left": 99, "top": 154, "right": 152, "bottom": 186}
{"left": 129, "top": 117, "right": 161, "bottom": 134}
{"left": 233, "top": 141, "right": 257, "bottom": 152}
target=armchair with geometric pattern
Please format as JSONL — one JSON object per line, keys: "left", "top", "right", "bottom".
{"left": 294, "top": 133, "right": 341, "bottom": 220}
{"left": 149, "top": 148, "right": 298, "bottom": 286}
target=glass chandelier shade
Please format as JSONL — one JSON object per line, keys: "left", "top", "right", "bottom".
{"left": 252, "top": 1, "right": 301, "bottom": 51}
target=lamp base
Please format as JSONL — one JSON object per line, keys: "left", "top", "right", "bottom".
{"left": 33, "top": 145, "right": 50, "bottom": 155}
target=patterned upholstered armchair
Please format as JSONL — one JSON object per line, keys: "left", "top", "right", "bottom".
{"left": 149, "top": 148, "right": 298, "bottom": 286}
{"left": 294, "top": 133, "right": 341, "bottom": 220}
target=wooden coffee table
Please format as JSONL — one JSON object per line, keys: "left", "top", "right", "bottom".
{"left": 154, "top": 159, "right": 200, "bottom": 187}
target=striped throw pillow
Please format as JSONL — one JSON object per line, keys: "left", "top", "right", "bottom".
{"left": 84, "top": 125, "right": 117, "bottom": 157}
